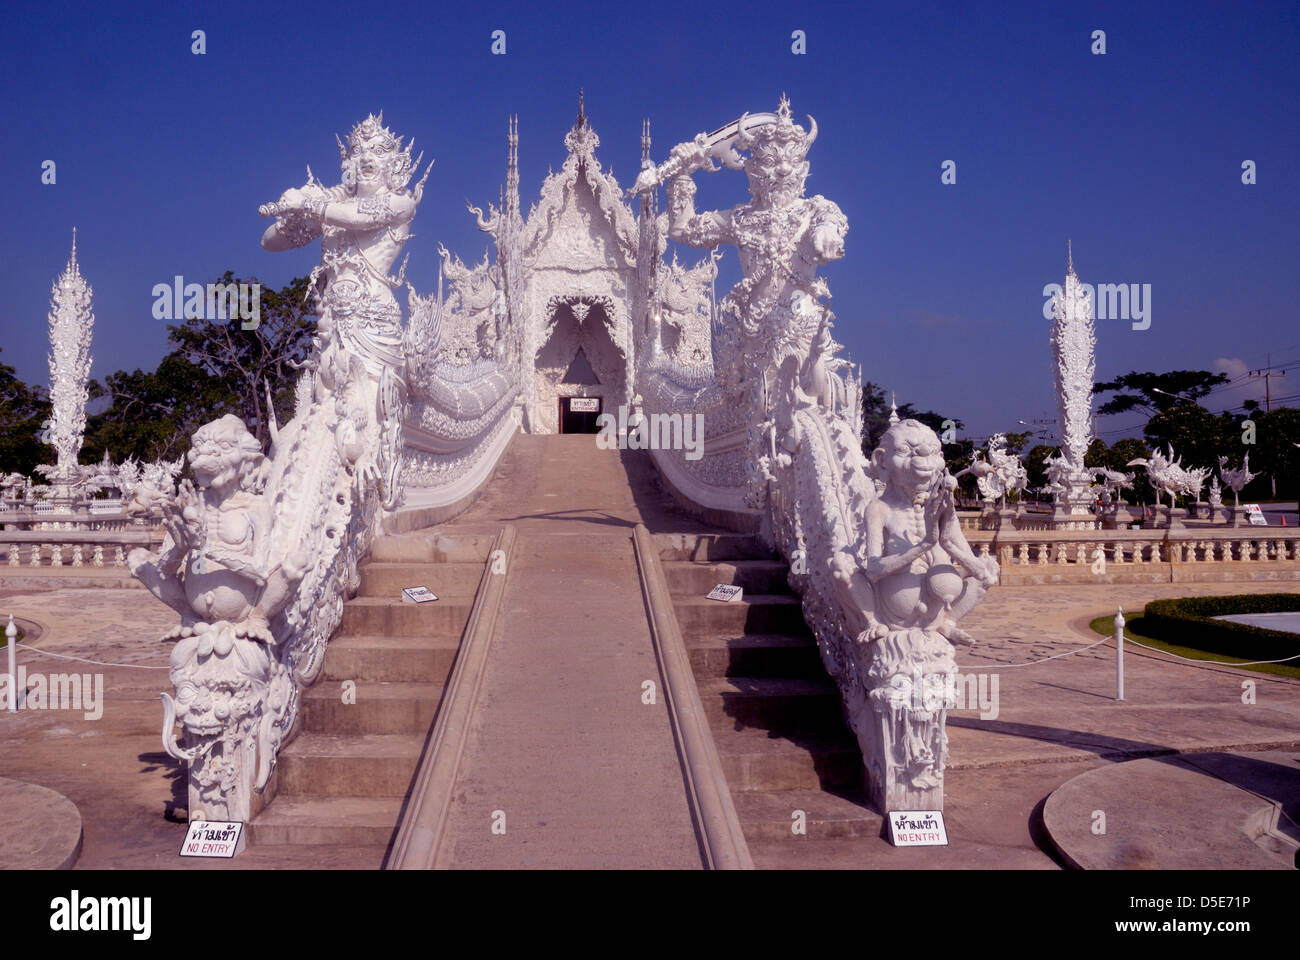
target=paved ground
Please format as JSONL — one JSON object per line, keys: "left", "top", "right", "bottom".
{"left": 1, "top": 435, "right": 1297, "bottom": 868}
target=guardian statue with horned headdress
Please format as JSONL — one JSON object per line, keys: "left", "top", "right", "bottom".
{"left": 259, "top": 112, "right": 433, "bottom": 511}
{"left": 632, "top": 96, "right": 849, "bottom": 503}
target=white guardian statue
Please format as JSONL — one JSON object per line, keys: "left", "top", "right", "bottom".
{"left": 132, "top": 114, "right": 433, "bottom": 821}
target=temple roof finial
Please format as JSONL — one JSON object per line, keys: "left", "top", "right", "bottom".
{"left": 1067, "top": 238, "right": 1074, "bottom": 275}
{"left": 70, "top": 226, "right": 78, "bottom": 268}
{"left": 577, "top": 88, "right": 585, "bottom": 129}
{"left": 888, "top": 392, "right": 900, "bottom": 425}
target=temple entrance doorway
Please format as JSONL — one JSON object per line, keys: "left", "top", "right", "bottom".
{"left": 559, "top": 395, "right": 602, "bottom": 434}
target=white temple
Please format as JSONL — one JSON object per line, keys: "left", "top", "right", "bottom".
{"left": 125, "top": 97, "right": 996, "bottom": 822}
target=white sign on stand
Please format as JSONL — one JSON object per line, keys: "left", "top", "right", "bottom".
{"left": 1244, "top": 504, "right": 1269, "bottom": 526}
{"left": 887, "top": 810, "right": 948, "bottom": 846}
{"left": 180, "top": 819, "right": 245, "bottom": 858}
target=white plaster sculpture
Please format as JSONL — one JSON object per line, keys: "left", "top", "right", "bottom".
{"left": 1127, "top": 445, "right": 1206, "bottom": 509}
{"left": 1208, "top": 475, "right": 1223, "bottom": 510}
{"left": 636, "top": 95, "right": 848, "bottom": 505}
{"left": 34, "top": 230, "right": 94, "bottom": 508}
{"left": 1218, "top": 453, "right": 1258, "bottom": 508}
{"left": 1047, "top": 244, "right": 1097, "bottom": 524}
{"left": 1093, "top": 466, "right": 1135, "bottom": 505}
{"left": 134, "top": 114, "right": 436, "bottom": 821}
{"left": 974, "top": 433, "right": 1029, "bottom": 507}
{"left": 635, "top": 98, "right": 994, "bottom": 812}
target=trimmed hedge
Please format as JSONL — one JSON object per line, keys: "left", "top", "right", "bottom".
{"left": 1143, "top": 593, "right": 1300, "bottom": 662}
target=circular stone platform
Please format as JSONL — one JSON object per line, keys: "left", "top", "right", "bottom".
{"left": 1043, "top": 751, "right": 1300, "bottom": 869}
{"left": 0, "top": 777, "right": 83, "bottom": 869}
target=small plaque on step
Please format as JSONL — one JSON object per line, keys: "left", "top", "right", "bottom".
{"left": 887, "top": 810, "right": 948, "bottom": 847}
{"left": 180, "top": 819, "right": 245, "bottom": 858}
{"left": 706, "top": 584, "right": 743, "bottom": 602}
{"left": 402, "top": 586, "right": 439, "bottom": 603}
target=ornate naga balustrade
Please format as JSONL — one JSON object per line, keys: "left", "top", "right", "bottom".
{"left": 633, "top": 98, "right": 993, "bottom": 813}
{"left": 127, "top": 114, "right": 523, "bottom": 822}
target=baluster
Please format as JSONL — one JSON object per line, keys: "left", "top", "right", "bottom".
{"left": 1017, "top": 542, "right": 1029, "bottom": 565}
{"left": 93, "top": 545, "right": 105, "bottom": 567}
{"left": 1271, "top": 539, "right": 1282, "bottom": 561}
{"left": 1036, "top": 540, "right": 1048, "bottom": 565}
{"left": 51, "top": 543, "right": 63, "bottom": 566}
{"left": 30, "top": 543, "right": 42, "bottom": 566}
{"left": 72, "top": 544, "right": 84, "bottom": 567}
{"left": 1054, "top": 541, "right": 1067, "bottom": 564}
{"left": 1075, "top": 542, "right": 1087, "bottom": 564}
{"left": 114, "top": 546, "right": 126, "bottom": 566}
{"left": 6, "top": 543, "right": 17, "bottom": 566}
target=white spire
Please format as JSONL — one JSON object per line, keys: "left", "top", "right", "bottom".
{"left": 888, "top": 392, "right": 899, "bottom": 425}
{"left": 45, "top": 229, "right": 95, "bottom": 490}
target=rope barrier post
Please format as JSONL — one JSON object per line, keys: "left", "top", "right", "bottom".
{"left": 1114, "top": 606, "right": 1125, "bottom": 701}
{"left": 5, "top": 614, "right": 16, "bottom": 711}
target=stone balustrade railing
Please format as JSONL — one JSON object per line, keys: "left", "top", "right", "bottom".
{"left": 0, "top": 509, "right": 155, "bottom": 532}
{"left": 0, "top": 529, "right": 160, "bottom": 568}
{"left": 964, "top": 527, "right": 1300, "bottom": 584}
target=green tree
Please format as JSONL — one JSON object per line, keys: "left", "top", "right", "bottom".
{"left": 166, "top": 272, "right": 316, "bottom": 447}
{"left": 1243, "top": 407, "right": 1300, "bottom": 500}
{"left": 83, "top": 274, "right": 317, "bottom": 466}
{"left": 0, "top": 347, "right": 51, "bottom": 476}
{"left": 1093, "top": 369, "right": 1229, "bottom": 416}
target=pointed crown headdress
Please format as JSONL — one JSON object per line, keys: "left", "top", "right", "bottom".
{"left": 734, "top": 95, "right": 818, "bottom": 170}
{"left": 335, "top": 111, "right": 423, "bottom": 191}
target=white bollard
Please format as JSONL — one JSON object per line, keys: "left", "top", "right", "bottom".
{"left": 1114, "top": 606, "right": 1125, "bottom": 701}
{"left": 5, "top": 613, "right": 15, "bottom": 711}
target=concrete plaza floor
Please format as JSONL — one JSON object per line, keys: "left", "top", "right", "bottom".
{"left": 1, "top": 568, "right": 1296, "bottom": 868}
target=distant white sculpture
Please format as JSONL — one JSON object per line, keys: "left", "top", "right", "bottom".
{"left": 34, "top": 230, "right": 94, "bottom": 508}
{"left": 1208, "top": 475, "right": 1223, "bottom": 510}
{"left": 973, "top": 433, "right": 1028, "bottom": 507}
{"left": 1093, "top": 466, "right": 1135, "bottom": 505}
{"left": 1048, "top": 244, "right": 1097, "bottom": 524}
{"left": 1127, "top": 445, "right": 1207, "bottom": 509}
{"left": 1218, "top": 453, "right": 1258, "bottom": 507}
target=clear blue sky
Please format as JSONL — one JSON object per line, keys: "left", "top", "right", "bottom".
{"left": 3, "top": 0, "right": 1297, "bottom": 443}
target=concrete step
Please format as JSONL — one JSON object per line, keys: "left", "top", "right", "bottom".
{"left": 686, "top": 632, "right": 823, "bottom": 680}
{"left": 338, "top": 595, "right": 473, "bottom": 639}
{"left": 322, "top": 634, "right": 458, "bottom": 683}
{"left": 664, "top": 559, "right": 791, "bottom": 595}
{"left": 300, "top": 681, "right": 444, "bottom": 735}
{"left": 711, "top": 722, "right": 862, "bottom": 793}
{"left": 276, "top": 733, "right": 424, "bottom": 798}
{"left": 249, "top": 796, "right": 403, "bottom": 846}
{"left": 358, "top": 561, "right": 485, "bottom": 598}
{"left": 698, "top": 676, "right": 842, "bottom": 730}
{"left": 674, "top": 593, "right": 810, "bottom": 638}
{"left": 370, "top": 529, "right": 496, "bottom": 563}
{"left": 655, "top": 533, "right": 773, "bottom": 562}
{"left": 733, "top": 788, "right": 878, "bottom": 842}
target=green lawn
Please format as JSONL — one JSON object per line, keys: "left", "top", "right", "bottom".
{"left": 1089, "top": 615, "right": 1300, "bottom": 680}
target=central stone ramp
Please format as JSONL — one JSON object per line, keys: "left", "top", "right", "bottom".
{"left": 435, "top": 434, "right": 710, "bottom": 868}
